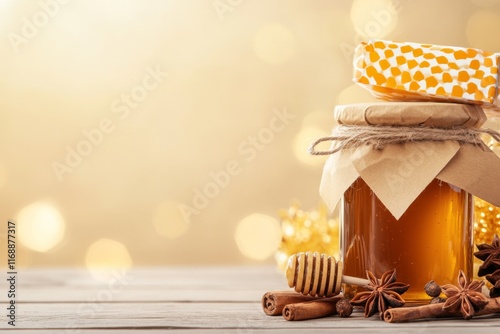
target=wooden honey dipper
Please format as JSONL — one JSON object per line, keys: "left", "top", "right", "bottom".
{"left": 286, "top": 251, "right": 370, "bottom": 297}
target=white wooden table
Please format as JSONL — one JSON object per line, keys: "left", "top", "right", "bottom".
{"left": 2, "top": 266, "right": 499, "bottom": 333}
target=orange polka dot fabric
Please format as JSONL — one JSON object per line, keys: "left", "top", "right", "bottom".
{"left": 353, "top": 40, "right": 500, "bottom": 111}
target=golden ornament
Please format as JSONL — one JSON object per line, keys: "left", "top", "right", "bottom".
{"left": 474, "top": 198, "right": 500, "bottom": 246}
{"left": 474, "top": 137, "right": 500, "bottom": 245}
{"left": 473, "top": 136, "right": 500, "bottom": 280}
{"left": 275, "top": 201, "right": 340, "bottom": 271}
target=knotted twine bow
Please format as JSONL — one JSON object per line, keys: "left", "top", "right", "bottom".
{"left": 309, "top": 125, "right": 500, "bottom": 156}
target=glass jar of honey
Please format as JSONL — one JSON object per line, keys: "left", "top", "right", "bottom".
{"left": 313, "top": 102, "right": 500, "bottom": 303}
{"left": 341, "top": 177, "right": 473, "bottom": 302}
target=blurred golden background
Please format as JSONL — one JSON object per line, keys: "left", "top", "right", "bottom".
{"left": 1, "top": 0, "right": 500, "bottom": 274}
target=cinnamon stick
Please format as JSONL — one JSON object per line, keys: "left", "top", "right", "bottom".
{"left": 383, "top": 297, "right": 500, "bottom": 323}
{"left": 282, "top": 296, "right": 343, "bottom": 321}
{"left": 383, "top": 303, "right": 452, "bottom": 322}
{"left": 261, "top": 291, "right": 320, "bottom": 316}
{"left": 480, "top": 296, "right": 500, "bottom": 315}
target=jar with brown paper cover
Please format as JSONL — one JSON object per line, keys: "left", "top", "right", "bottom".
{"left": 312, "top": 102, "right": 500, "bottom": 302}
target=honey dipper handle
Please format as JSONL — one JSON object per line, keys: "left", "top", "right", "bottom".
{"left": 342, "top": 275, "right": 370, "bottom": 287}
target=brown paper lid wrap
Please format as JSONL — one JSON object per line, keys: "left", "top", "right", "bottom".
{"left": 319, "top": 102, "right": 500, "bottom": 219}
{"left": 335, "top": 103, "right": 487, "bottom": 128}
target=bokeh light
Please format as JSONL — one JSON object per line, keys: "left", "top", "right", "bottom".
{"left": 17, "top": 202, "right": 65, "bottom": 253}
{"left": 350, "top": 0, "right": 398, "bottom": 40}
{"left": 152, "top": 200, "right": 190, "bottom": 239}
{"left": 253, "top": 23, "right": 297, "bottom": 64}
{"left": 293, "top": 110, "right": 336, "bottom": 167}
{"left": 85, "top": 238, "right": 132, "bottom": 280}
{"left": 466, "top": 11, "right": 500, "bottom": 51}
{"left": 234, "top": 213, "right": 281, "bottom": 260}
{"left": 293, "top": 126, "right": 329, "bottom": 166}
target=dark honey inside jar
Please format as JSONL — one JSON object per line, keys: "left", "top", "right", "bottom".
{"left": 340, "top": 177, "right": 473, "bottom": 302}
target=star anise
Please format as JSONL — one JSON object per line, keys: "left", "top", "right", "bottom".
{"left": 474, "top": 234, "right": 500, "bottom": 276}
{"left": 349, "top": 269, "right": 409, "bottom": 318}
{"left": 486, "top": 268, "right": 500, "bottom": 298}
{"left": 441, "top": 270, "right": 489, "bottom": 320}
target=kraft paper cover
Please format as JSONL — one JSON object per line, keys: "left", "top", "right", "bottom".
{"left": 353, "top": 40, "right": 500, "bottom": 114}
{"left": 319, "top": 103, "right": 500, "bottom": 219}
{"left": 335, "top": 102, "right": 486, "bottom": 128}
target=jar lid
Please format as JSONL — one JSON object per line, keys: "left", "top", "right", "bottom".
{"left": 334, "top": 102, "right": 486, "bottom": 128}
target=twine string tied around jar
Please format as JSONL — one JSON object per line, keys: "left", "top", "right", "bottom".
{"left": 309, "top": 125, "right": 500, "bottom": 156}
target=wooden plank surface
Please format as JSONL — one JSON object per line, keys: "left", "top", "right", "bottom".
{"left": 1, "top": 266, "right": 499, "bottom": 332}
{"left": 9, "top": 267, "right": 285, "bottom": 303}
